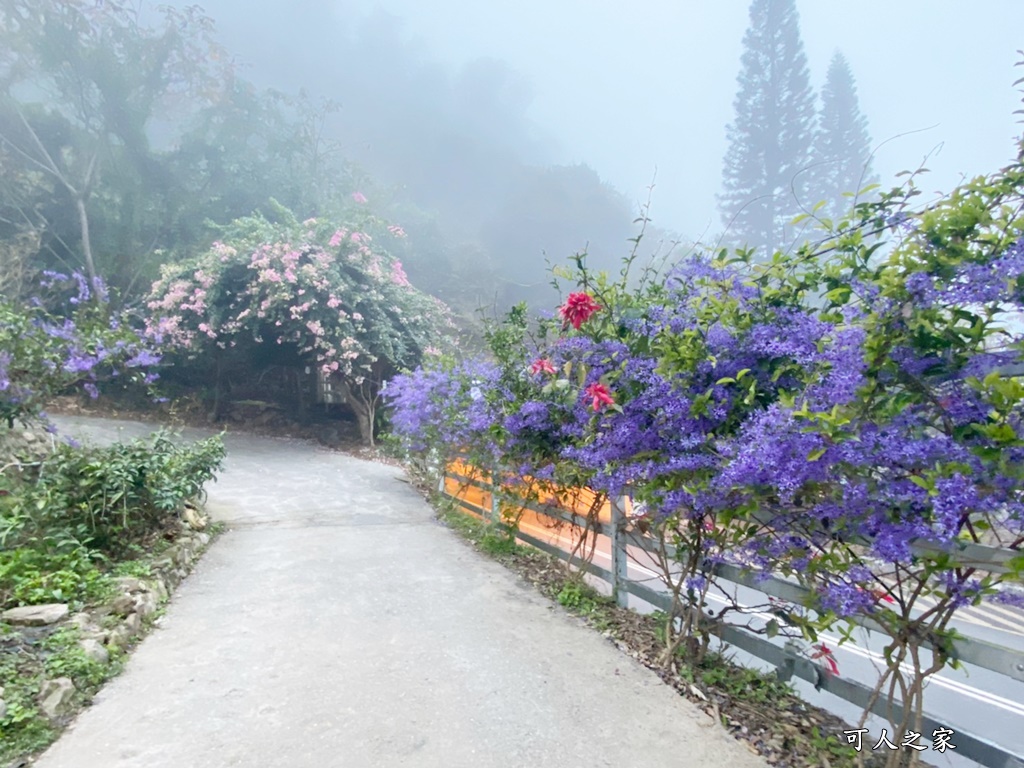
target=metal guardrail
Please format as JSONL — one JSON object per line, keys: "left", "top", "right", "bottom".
{"left": 441, "top": 466, "right": 1024, "bottom": 768}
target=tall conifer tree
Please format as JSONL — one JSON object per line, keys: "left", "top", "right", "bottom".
{"left": 719, "top": 0, "right": 816, "bottom": 256}
{"left": 810, "top": 51, "right": 878, "bottom": 222}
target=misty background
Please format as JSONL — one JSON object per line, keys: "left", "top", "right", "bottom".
{"left": 5, "top": 0, "right": 1024, "bottom": 316}
{"left": 147, "top": 0, "right": 1020, "bottom": 314}
{"left": 190, "top": 0, "right": 1024, "bottom": 242}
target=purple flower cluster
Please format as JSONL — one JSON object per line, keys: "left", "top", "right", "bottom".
{"left": 905, "top": 239, "right": 1024, "bottom": 308}
{"left": 2, "top": 272, "right": 163, "bottom": 426}
{"left": 388, "top": 225, "right": 1024, "bottom": 634}
{"left": 384, "top": 360, "right": 500, "bottom": 457}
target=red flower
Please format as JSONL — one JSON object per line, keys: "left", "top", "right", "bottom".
{"left": 857, "top": 586, "right": 896, "bottom": 604}
{"left": 558, "top": 292, "right": 602, "bottom": 330}
{"left": 810, "top": 643, "right": 840, "bottom": 676}
{"left": 530, "top": 358, "right": 556, "bottom": 375}
{"left": 585, "top": 382, "right": 615, "bottom": 411}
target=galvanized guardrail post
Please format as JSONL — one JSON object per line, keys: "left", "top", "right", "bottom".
{"left": 490, "top": 463, "right": 501, "bottom": 525}
{"left": 611, "top": 495, "right": 629, "bottom": 608}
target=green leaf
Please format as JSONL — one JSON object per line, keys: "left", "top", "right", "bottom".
{"left": 908, "top": 475, "right": 932, "bottom": 490}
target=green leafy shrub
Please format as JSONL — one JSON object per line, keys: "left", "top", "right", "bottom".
{"left": 23, "top": 431, "right": 225, "bottom": 554}
{"left": 1, "top": 430, "right": 225, "bottom": 580}
{"left": 0, "top": 547, "right": 108, "bottom": 608}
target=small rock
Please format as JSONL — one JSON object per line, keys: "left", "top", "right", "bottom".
{"left": 38, "top": 677, "right": 75, "bottom": 720}
{"left": 81, "top": 628, "right": 110, "bottom": 644}
{"left": 109, "top": 594, "right": 135, "bottom": 617}
{"left": 182, "top": 505, "right": 207, "bottom": 531}
{"left": 69, "top": 612, "right": 94, "bottom": 629}
{"left": 2, "top": 603, "right": 69, "bottom": 627}
{"left": 107, "top": 624, "right": 132, "bottom": 650}
{"left": 69, "top": 611, "right": 106, "bottom": 639}
{"left": 113, "top": 577, "right": 147, "bottom": 594}
{"left": 0, "top": 698, "right": 6, "bottom": 720}
{"left": 79, "top": 638, "right": 110, "bottom": 664}
{"left": 149, "top": 579, "right": 168, "bottom": 602}
{"left": 123, "top": 612, "right": 142, "bottom": 635}
{"left": 133, "top": 592, "right": 158, "bottom": 619}
{"left": 196, "top": 532, "right": 211, "bottom": 548}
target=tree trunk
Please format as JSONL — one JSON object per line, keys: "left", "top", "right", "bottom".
{"left": 354, "top": 403, "right": 374, "bottom": 447}
{"left": 74, "top": 194, "right": 98, "bottom": 288}
{"left": 338, "top": 378, "right": 376, "bottom": 446}
{"left": 211, "top": 354, "right": 224, "bottom": 421}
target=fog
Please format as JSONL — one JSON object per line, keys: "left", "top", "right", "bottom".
{"left": 5, "top": 0, "right": 1024, "bottom": 313}
{"left": 191, "top": 0, "right": 1024, "bottom": 243}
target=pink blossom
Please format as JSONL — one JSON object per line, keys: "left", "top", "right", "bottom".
{"left": 352, "top": 191, "right": 368, "bottom": 204}
{"left": 391, "top": 261, "right": 411, "bottom": 287}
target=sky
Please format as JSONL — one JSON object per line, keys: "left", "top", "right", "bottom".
{"left": 195, "top": 0, "right": 1024, "bottom": 241}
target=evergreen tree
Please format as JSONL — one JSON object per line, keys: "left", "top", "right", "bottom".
{"left": 810, "top": 51, "right": 878, "bottom": 222}
{"left": 719, "top": 0, "right": 816, "bottom": 256}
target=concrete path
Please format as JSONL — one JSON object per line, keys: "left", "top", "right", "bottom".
{"left": 35, "top": 417, "right": 767, "bottom": 768}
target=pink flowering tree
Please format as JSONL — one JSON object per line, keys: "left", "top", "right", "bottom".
{"left": 145, "top": 205, "right": 453, "bottom": 444}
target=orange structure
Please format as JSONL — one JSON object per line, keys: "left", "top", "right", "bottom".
{"left": 444, "top": 458, "right": 631, "bottom": 525}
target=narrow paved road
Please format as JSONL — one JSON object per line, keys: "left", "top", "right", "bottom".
{"left": 35, "top": 417, "right": 766, "bottom": 768}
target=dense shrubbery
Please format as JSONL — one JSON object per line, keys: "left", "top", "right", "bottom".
{"left": 146, "top": 203, "right": 454, "bottom": 443}
{"left": 388, "top": 146, "right": 1024, "bottom": 765}
{"left": 1, "top": 431, "right": 225, "bottom": 609}
{"left": 0, "top": 272, "right": 161, "bottom": 427}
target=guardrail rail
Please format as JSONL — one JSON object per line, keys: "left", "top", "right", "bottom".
{"left": 440, "top": 462, "right": 1024, "bottom": 768}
